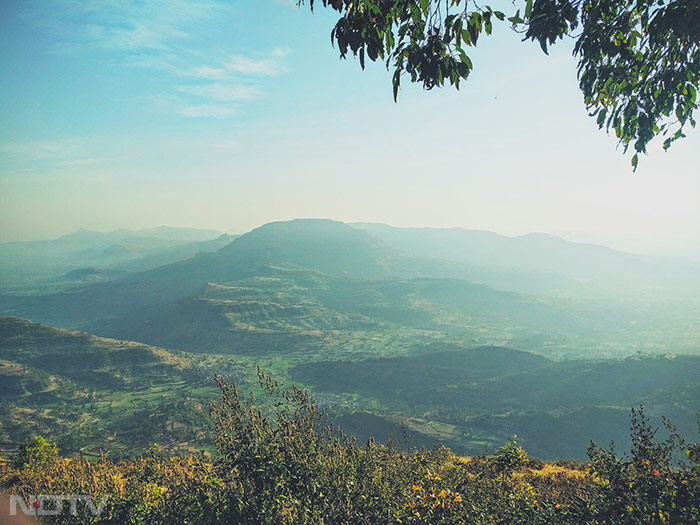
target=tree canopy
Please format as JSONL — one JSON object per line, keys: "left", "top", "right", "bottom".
{"left": 300, "top": 0, "right": 700, "bottom": 168}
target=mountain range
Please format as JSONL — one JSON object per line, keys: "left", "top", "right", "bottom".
{"left": 351, "top": 222, "right": 700, "bottom": 297}
{"left": 1, "top": 219, "right": 697, "bottom": 357}
{"left": 0, "top": 219, "right": 698, "bottom": 458}
{"left": 0, "top": 226, "right": 234, "bottom": 294}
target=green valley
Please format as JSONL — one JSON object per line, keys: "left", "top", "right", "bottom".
{"left": 0, "top": 219, "right": 698, "bottom": 462}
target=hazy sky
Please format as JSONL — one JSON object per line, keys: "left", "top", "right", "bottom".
{"left": 1, "top": 0, "right": 699, "bottom": 259}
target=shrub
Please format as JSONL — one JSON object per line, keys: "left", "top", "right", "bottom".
{"left": 576, "top": 406, "right": 700, "bottom": 524}
{"left": 15, "top": 435, "right": 58, "bottom": 470}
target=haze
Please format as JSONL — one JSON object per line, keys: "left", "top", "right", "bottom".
{"left": 1, "top": 0, "right": 698, "bottom": 260}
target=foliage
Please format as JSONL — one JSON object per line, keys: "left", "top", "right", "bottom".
{"left": 1, "top": 378, "right": 699, "bottom": 524}
{"left": 299, "top": 0, "right": 700, "bottom": 164}
{"left": 15, "top": 435, "right": 59, "bottom": 470}
{"left": 492, "top": 434, "right": 529, "bottom": 491}
{"left": 580, "top": 406, "right": 700, "bottom": 524}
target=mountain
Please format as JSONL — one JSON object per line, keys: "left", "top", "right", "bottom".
{"left": 217, "top": 219, "right": 409, "bottom": 278}
{"left": 0, "top": 220, "right": 411, "bottom": 326}
{"left": 351, "top": 223, "right": 700, "bottom": 297}
{"left": 0, "top": 219, "right": 697, "bottom": 464}
{"left": 114, "top": 233, "right": 235, "bottom": 272}
{"left": 0, "top": 226, "right": 226, "bottom": 294}
{"left": 1, "top": 226, "right": 224, "bottom": 261}
{"left": 56, "top": 225, "right": 224, "bottom": 244}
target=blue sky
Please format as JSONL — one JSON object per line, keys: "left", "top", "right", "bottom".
{"left": 1, "top": 0, "right": 698, "bottom": 259}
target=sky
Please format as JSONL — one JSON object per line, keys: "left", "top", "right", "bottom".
{"left": 1, "top": 0, "right": 699, "bottom": 260}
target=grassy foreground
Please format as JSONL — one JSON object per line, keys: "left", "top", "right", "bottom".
{"left": 1, "top": 370, "right": 699, "bottom": 524}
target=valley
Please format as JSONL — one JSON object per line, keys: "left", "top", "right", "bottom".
{"left": 0, "top": 220, "right": 698, "bottom": 460}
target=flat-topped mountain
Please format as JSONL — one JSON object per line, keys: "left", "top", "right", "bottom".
{"left": 220, "top": 219, "right": 401, "bottom": 273}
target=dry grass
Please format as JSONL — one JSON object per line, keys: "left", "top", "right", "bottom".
{"left": 527, "top": 463, "right": 586, "bottom": 479}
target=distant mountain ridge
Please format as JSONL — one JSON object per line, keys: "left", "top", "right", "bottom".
{"left": 55, "top": 225, "right": 224, "bottom": 244}
{"left": 0, "top": 220, "right": 580, "bottom": 332}
{"left": 350, "top": 222, "right": 700, "bottom": 296}
{"left": 0, "top": 226, "right": 231, "bottom": 294}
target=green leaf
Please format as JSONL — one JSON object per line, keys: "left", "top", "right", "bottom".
{"left": 462, "top": 29, "right": 471, "bottom": 46}
{"left": 596, "top": 109, "right": 607, "bottom": 128}
{"left": 508, "top": 10, "right": 523, "bottom": 25}
{"left": 419, "top": 0, "right": 429, "bottom": 16}
{"left": 392, "top": 69, "right": 401, "bottom": 102}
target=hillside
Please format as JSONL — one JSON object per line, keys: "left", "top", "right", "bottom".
{"left": 292, "top": 346, "right": 700, "bottom": 458}
{"left": 0, "top": 317, "right": 221, "bottom": 455}
{"left": 0, "top": 220, "right": 408, "bottom": 326}
{"left": 0, "top": 314, "right": 698, "bottom": 461}
{"left": 0, "top": 219, "right": 699, "bottom": 460}
{"left": 89, "top": 264, "right": 598, "bottom": 357}
{"left": 0, "top": 316, "right": 189, "bottom": 388}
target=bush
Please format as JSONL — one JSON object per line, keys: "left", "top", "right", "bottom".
{"left": 15, "top": 435, "right": 58, "bottom": 470}
{"left": 577, "top": 406, "right": 700, "bottom": 524}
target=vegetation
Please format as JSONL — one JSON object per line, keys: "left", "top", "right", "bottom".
{"left": 14, "top": 436, "right": 59, "bottom": 470}
{"left": 0, "top": 316, "right": 223, "bottom": 456}
{"left": 1, "top": 373, "right": 698, "bottom": 524}
{"left": 300, "top": 0, "right": 700, "bottom": 166}
{"left": 292, "top": 346, "right": 700, "bottom": 458}
{"left": 3, "top": 315, "right": 699, "bottom": 460}
{"left": 0, "top": 219, "right": 698, "bottom": 473}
